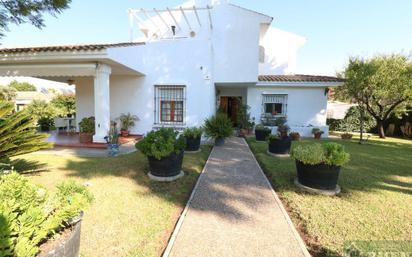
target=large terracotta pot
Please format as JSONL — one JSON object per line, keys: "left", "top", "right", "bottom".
{"left": 79, "top": 132, "right": 93, "bottom": 144}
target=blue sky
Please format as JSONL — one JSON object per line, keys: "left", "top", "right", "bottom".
{"left": 1, "top": 0, "right": 411, "bottom": 76}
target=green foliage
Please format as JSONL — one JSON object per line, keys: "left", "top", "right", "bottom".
{"left": 78, "top": 117, "right": 95, "bottom": 134}
{"left": 291, "top": 142, "right": 350, "bottom": 166}
{"left": 311, "top": 128, "right": 324, "bottom": 134}
{"left": 183, "top": 127, "right": 203, "bottom": 139}
{"left": 0, "top": 86, "right": 16, "bottom": 101}
{"left": 119, "top": 113, "right": 139, "bottom": 131}
{"left": 236, "top": 102, "right": 253, "bottom": 129}
{"left": 277, "top": 124, "right": 290, "bottom": 135}
{"left": 267, "top": 134, "right": 279, "bottom": 143}
{"left": 323, "top": 142, "right": 350, "bottom": 166}
{"left": 327, "top": 106, "right": 376, "bottom": 132}
{"left": 8, "top": 81, "right": 36, "bottom": 92}
{"left": 255, "top": 124, "right": 270, "bottom": 132}
{"left": 0, "top": 0, "right": 71, "bottom": 38}
{"left": 0, "top": 101, "right": 51, "bottom": 164}
{"left": 135, "top": 128, "right": 185, "bottom": 160}
{"left": 104, "top": 122, "right": 119, "bottom": 144}
{"left": 26, "top": 100, "right": 56, "bottom": 123}
{"left": 50, "top": 94, "right": 75, "bottom": 117}
{"left": 37, "top": 117, "right": 54, "bottom": 132}
{"left": 204, "top": 113, "right": 233, "bottom": 140}
{"left": 0, "top": 172, "right": 92, "bottom": 257}
{"left": 261, "top": 115, "right": 287, "bottom": 127}
{"left": 336, "top": 54, "right": 412, "bottom": 138}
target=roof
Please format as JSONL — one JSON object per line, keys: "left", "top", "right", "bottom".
{"left": 258, "top": 74, "right": 344, "bottom": 83}
{"left": 0, "top": 42, "right": 144, "bottom": 54}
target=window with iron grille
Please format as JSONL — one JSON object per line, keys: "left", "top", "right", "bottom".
{"left": 154, "top": 85, "right": 186, "bottom": 125}
{"left": 262, "top": 94, "right": 287, "bottom": 116}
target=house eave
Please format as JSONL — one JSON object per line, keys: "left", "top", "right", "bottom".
{"left": 0, "top": 49, "right": 108, "bottom": 63}
{"left": 256, "top": 81, "right": 344, "bottom": 87}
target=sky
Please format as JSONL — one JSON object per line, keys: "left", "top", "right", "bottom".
{"left": 1, "top": 0, "right": 412, "bottom": 76}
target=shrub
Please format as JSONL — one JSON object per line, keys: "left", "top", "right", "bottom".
{"left": 50, "top": 94, "right": 76, "bottom": 117}
{"left": 119, "top": 113, "right": 139, "bottom": 131}
{"left": 277, "top": 124, "right": 290, "bottom": 135}
{"left": 38, "top": 117, "right": 55, "bottom": 131}
{"left": 8, "top": 80, "right": 36, "bottom": 91}
{"left": 255, "top": 124, "right": 270, "bottom": 132}
{"left": 323, "top": 142, "right": 350, "bottom": 166}
{"left": 136, "top": 128, "right": 185, "bottom": 160}
{"left": 291, "top": 142, "right": 350, "bottom": 166}
{"left": 79, "top": 117, "right": 95, "bottom": 134}
{"left": 204, "top": 113, "right": 233, "bottom": 140}
{"left": 312, "top": 128, "right": 324, "bottom": 134}
{"left": 327, "top": 106, "right": 376, "bottom": 132}
{"left": 183, "top": 127, "right": 203, "bottom": 138}
{"left": 236, "top": 103, "right": 253, "bottom": 129}
{"left": 267, "top": 134, "right": 279, "bottom": 143}
{"left": 289, "top": 132, "right": 301, "bottom": 141}
{"left": 0, "top": 172, "right": 92, "bottom": 257}
{"left": 26, "top": 100, "right": 56, "bottom": 127}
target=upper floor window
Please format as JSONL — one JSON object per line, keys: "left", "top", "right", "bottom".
{"left": 262, "top": 94, "right": 287, "bottom": 116}
{"left": 154, "top": 85, "right": 186, "bottom": 125}
{"left": 259, "top": 45, "right": 265, "bottom": 63}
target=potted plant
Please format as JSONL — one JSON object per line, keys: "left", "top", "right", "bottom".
{"left": 341, "top": 132, "right": 353, "bottom": 140}
{"left": 0, "top": 172, "right": 93, "bottom": 257}
{"left": 312, "top": 128, "right": 324, "bottom": 139}
{"left": 183, "top": 127, "right": 203, "bottom": 152}
{"left": 136, "top": 128, "right": 185, "bottom": 180}
{"left": 105, "top": 122, "right": 120, "bottom": 156}
{"left": 291, "top": 142, "right": 350, "bottom": 190}
{"left": 78, "top": 116, "right": 95, "bottom": 143}
{"left": 119, "top": 112, "right": 139, "bottom": 137}
{"left": 289, "top": 132, "right": 301, "bottom": 141}
{"left": 267, "top": 125, "right": 292, "bottom": 155}
{"left": 204, "top": 113, "right": 233, "bottom": 146}
{"left": 237, "top": 103, "right": 253, "bottom": 136}
{"left": 255, "top": 124, "right": 271, "bottom": 141}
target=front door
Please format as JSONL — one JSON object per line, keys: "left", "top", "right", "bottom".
{"left": 219, "top": 97, "right": 241, "bottom": 126}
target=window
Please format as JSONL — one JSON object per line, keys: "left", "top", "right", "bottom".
{"left": 262, "top": 94, "right": 287, "bottom": 116}
{"left": 154, "top": 85, "right": 185, "bottom": 125}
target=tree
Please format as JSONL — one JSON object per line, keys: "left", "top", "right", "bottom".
{"left": 0, "top": 100, "right": 51, "bottom": 165}
{"left": 0, "top": 0, "right": 71, "bottom": 38}
{"left": 8, "top": 80, "right": 37, "bottom": 91}
{"left": 50, "top": 94, "right": 75, "bottom": 117}
{"left": 337, "top": 54, "right": 412, "bottom": 138}
{"left": 0, "top": 85, "right": 16, "bottom": 101}
{"left": 26, "top": 100, "right": 56, "bottom": 121}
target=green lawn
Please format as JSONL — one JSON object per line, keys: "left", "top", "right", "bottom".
{"left": 246, "top": 136, "right": 412, "bottom": 256}
{"left": 20, "top": 146, "right": 211, "bottom": 257}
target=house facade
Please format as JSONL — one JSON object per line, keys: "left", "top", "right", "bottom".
{"left": 0, "top": 0, "right": 343, "bottom": 143}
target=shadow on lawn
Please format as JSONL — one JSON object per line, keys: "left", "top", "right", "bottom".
{"left": 62, "top": 146, "right": 212, "bottom": 208}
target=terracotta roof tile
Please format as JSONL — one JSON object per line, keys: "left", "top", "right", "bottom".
{"left": 258, "top": 74, "right": 344, "bottom": 83}
{"left": 0, "top": 42, "right": 144, "bottom": 54}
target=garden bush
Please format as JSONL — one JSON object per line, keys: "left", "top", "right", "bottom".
{"left": 79, "top": 117, "right": 95, "bottom": 134}
{"left": 327, "top": 106, "right": 376, "bottom": 132}
{"left": 204, "top": 113, "right": 233, "bottom": 140}
{"left": 291, "top": 142, "right": 350, "bottom": 166}
{"left": 183, "top": 127, "right": 203, "bottom": 139}
{"left": 136, "top": 128, "right": 185, "bottom": 160}
{"left": 0, "top": 172, "right": 93, "bottom": 257}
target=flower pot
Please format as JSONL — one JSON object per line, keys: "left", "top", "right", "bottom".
{"left": 341, "top": 133, "right": 353, "bottom": 140}
{"left": 215, "top": 138, "right": 225, "bottom": 146}
{"left": 185, "top": 136, "right": 201, "bottom": 152}
{"left": 147, "top": 151, "right": 184, "bottom": 178}
{"left": 38, "top": 213, "right": 83, "bottom": 257}
{"left": 79, "top": 132, "right": 93, "bottom": 144}
{"left": 107, "top": 143, "right": 120, "bottom": 156}
{"left": 314, "top": 132, "right": 322, "bottom": 139}
{"left": 290, "top": 133, "right": 301, "bottom": 141}
{"left": 268, "top": 136, "right": 292, "bottom": 154}
{"left": 255, "top": 129, "right": 271, "bottom": 141}
{"left": 120, "top": 130, "right": 129, "bottom": 137}
{"left": 295, "top": 161, "right": 341, "bottom": 190}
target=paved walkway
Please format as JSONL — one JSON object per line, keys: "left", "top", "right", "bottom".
{"left": 165, "top": 137, "right": 310, "bottom": 257}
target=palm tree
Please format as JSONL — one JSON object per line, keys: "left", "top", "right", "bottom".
{"left": 0, "top": 101, "right": 52, "bottom": 167}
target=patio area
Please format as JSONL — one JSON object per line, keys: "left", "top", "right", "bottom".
{"left": 46, "top": 131, "right": 143, "bottom": 149}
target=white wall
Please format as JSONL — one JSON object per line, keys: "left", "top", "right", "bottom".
{"left": 75, "top": 77, "right": 94, "bottom": 129}
{"left": 247, "top": 85, "right": 329, "bottom": 136}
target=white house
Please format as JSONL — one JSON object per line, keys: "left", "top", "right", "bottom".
{"left": 0, "top": 0, "right": 343, "bottom": 143}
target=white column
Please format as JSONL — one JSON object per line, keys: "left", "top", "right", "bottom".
{"left": 93, "top": 64, "right": 111, "bottom": 143}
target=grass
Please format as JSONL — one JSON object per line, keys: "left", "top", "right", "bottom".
{"left": 20, "top": 146, "right": 211, "bottom": 257}
{"left": 246, "top": 136, "right": 412, "bottom": 256}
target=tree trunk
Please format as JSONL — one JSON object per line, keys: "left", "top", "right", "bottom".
{"left": 377, "top": 120, "right": 386, "bottom": 139}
